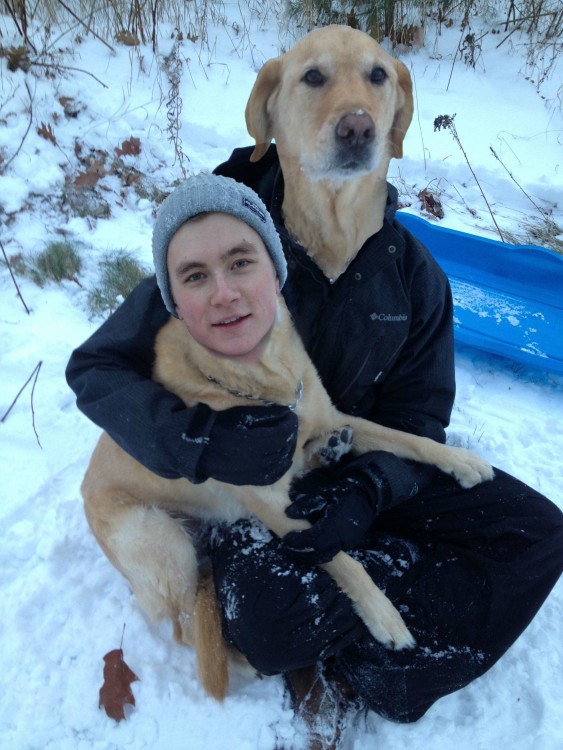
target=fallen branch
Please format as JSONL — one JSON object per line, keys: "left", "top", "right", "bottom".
{"left": 0, "top": 239, "right": 31, "bottom": 314}
{"left": 1, "top": 361, "right": 43, "bottom": 448}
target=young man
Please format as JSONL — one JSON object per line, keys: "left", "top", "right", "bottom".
{"left": 67, "top": 152, "right": 563, "bottom": 749}
{"left": 166, "top": 213, "right": 280, "bottom": 364}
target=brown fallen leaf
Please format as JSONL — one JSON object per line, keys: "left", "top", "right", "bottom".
{"left": 38, "top": 122, "right": 57, "bottom": 145}
{"left": 115, "top": 137, "right": 141, "bottom": 157}
{"left": 99, "top": 648, "right": 139, "bottom": 722}
{"left": 73, "top": 170, "right": 101, "bottom": 187}
{"left": 418, "top": 188, "right": 444, "bottom": 219}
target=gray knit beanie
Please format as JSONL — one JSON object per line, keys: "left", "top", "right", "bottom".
{"left": 152, "top": 172, "right": 287, "bottom": 316}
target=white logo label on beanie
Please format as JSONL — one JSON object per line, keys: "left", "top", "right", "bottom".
{"left": 242, "top": 197, "right": 266, "bottom": 223}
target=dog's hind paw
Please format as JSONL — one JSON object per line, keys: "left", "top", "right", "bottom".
{"left": 356, "top": 592, "right": 416, "bottom": 652}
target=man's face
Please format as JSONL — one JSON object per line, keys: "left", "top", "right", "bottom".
{"left": 168, "top": 212, "right": 280, "bottom": 364}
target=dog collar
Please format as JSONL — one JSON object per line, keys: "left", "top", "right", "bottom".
{"left": 206, "top": 375, "right": 304, "bottom": 410}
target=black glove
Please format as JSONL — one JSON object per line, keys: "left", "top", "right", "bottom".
{"left": 283, "top": 467, "right": 379, "bottom": 564}
{"left": 194, "top": 403, "right": 298, "bottom": 486}
{"left": 283, "top": 451, "right": 429, "bottom": 564}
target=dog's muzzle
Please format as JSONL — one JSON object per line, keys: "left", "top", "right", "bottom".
{"left": 332, "top": 111, "right": 376, "bottom": 171}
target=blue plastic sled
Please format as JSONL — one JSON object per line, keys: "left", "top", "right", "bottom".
{"left": 397, "top": 212, "right": 563, "bottom": 376}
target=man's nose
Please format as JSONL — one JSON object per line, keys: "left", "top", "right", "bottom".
{"left": 211, "top": 275, "right": 240, "bottom": 304}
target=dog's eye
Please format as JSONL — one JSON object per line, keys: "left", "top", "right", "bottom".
{"left": 302, "top": 69, "right": 325, "bottom": 87}
{"left": 370, "top": 67, "right": 387, "bottom": 84}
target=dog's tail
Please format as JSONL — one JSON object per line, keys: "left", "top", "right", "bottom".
{"left": 194, "top": 572, "right": 230, "bottom": 700}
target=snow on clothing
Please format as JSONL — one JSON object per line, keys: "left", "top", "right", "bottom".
{"left": 210, "top": 468, "right": 563, "bottom": 722}
{"left": 66, "top": 145, "right": 563, "bottom": 721}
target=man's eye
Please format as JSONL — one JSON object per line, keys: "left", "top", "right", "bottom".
{"left": 186, "top": 271, "right": 204, "bottom": 283}
{"left": 233, "top": 258, "right": 251, "bottom": 269}
{"left": 302, "top": 69, "right": 325, "bottom": 87}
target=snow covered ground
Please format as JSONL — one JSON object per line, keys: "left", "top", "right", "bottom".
{"left": 1, "top": 5, "right": 562, "bottom": 749}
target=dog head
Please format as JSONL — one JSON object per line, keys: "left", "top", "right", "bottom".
{"left": 245, "top": 25, "right": 414, "bottom": 183}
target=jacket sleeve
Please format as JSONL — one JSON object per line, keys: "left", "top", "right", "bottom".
{"left": 65, "top": 276, "right": 214, "bottom": 479}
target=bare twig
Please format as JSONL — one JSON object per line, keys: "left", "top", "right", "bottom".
{"left": 1, "top": 81, "right": 33, "bottom": 174}
{"left": 29, "top": 362, "right": 43, "bottom": 448}
{"left": 496, "top": 18, "right": 524, "bottom": 48}
{"left": 2, "top": 0, "right": 37, "bottom": 52}
{"left": 446, "top": 27, "right": 464, "bottom": 91}
{"left": 0, "top": 239, "right": 31, "bottom": 314}
{"left": 3, "top": 0, "right": 25, "bottom": 39}
{"left": 409, "top": 60, "right": 426, "bottom": 171}
{"left": 497, "top": 9, "right": 562, "bottom": 48}
{"left": 489, "top": 146, "right": 548, "bottom": 217}
{"left": 151, "top": 0, "right": 159, "bottom": 54}
{"left": 41, "top": 21, "right": 81, "bottom": 56}
{"left": 1, "top": 361, "right": 43, "bottom": 448}
{"left": 54, "top": 0, "right": 115, "bottom": 52}
{"left": 28, "top": 61, "right": 109, "bottom": 88}
{"left": 434, "top": 114, "right": 505, "bottom": 241}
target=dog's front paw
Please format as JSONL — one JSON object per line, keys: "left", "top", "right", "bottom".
{"left": 317, "top": 427, "right": 354, "bottom": 465}
{"left": 446, "top": 448, "right": 495, "bottom": 488}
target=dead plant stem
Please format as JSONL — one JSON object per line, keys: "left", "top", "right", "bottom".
{"left": 434, "top": 115, "right": 505, "bottom": 241}
{"left": 28, "top": 61, "right": 109, "bottom": 88}
{"left": 54, "top": 0, "right": 115, "bottom": 52}
{"left": 446, "top": 27, "right": 464, "bottom": 91}
{"left": 0, "top": 239, "right": 31, "bottom": 314}
{"left": 1, "top": 82, "right": 33, "bottom": 174}
{"left": 489, "top": 146, "right": 547, "bottom": 216}
{"left": 456, "top": 136, "right": 505, "bottom": 240}
{"left": 1, "top": 361, "right": 43, "bottom": 448}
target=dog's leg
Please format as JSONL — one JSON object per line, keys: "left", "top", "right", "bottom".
{"left": 238, "top": 484, "right": 416, "bottom": 651}
{"left": 83, "top": 490, "right": 199, "bottom": 646}
{"left": 322, "top": 553, "right": 415, "bottom": 650}
{"left": 337, "top": 415, "right": 494, "bottom": 488}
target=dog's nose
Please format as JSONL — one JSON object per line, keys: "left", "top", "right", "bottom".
{"left": 335, "top": 112, "right": 375, "bottom": 149}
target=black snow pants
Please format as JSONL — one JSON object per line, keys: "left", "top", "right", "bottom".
{"left": 209, "top": 468, "right": 563, "bottom": 722}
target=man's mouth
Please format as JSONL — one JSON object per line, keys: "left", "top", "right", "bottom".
{"left": 213, "top": 314, "right": 250, "bottom": 328}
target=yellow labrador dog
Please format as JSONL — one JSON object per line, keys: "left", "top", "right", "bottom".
{"left": 245, "top": 24, "right": 413, "bottom": 281}
{"left": 82, "top": 25, "right": 493, "bottom": 701}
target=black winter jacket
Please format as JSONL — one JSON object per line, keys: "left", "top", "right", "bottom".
{"left": 66, "top": 146, "right": 456, "bottom": 505}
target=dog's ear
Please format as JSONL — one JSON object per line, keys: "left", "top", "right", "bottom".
{"left": 389, "top": 60, "right": 414, "bottom": 159}
{"left": 245, "top": 57, "right": 282, "bottom": 162}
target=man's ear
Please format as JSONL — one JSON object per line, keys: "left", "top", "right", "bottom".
{"left": 389, "top": 59, "right": 414, "bottom": 159}
{"left": 245, "top": 57, "right": 282, "bottom": 163}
